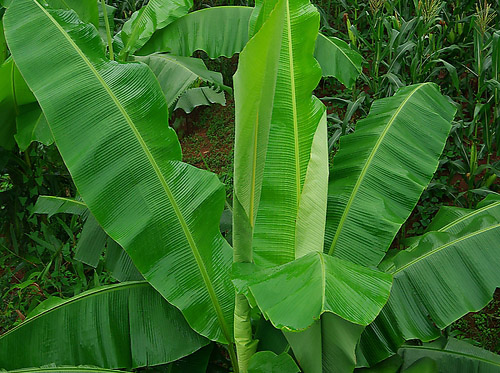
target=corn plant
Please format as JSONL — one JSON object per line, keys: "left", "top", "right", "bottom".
{"left": 1, "top": 0, "right": 500, "bottom": 372}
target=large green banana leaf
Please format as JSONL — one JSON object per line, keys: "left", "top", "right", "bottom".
{"left": 0, "top": 282, "right": 208, "bottom": 370}
{"left": 315, "top": 33, "right": 363, "bottom": 88}
{"left": 249, "top": 0, "right": 327, "bottom": 267}
{"left": 360, "top": 213, "right": 500, "bottom": 365}
{"left": 5, "top": 0, "right": 235, "bottom": 346}
{"left": 399, "top": 338, "right": 500, "bottom": 372}
{"left": 119, "top": 0, "right": 192, "bottom": 58}
{"left": 136, "top": 6, "right": 363, "bottom": 87}
{"left": 137, "top": 6, "right": 252, "bottom": 58}
{"left": 233, "top": 252, "right": 392, "bottom": 330}
{"left": 325, "top": 83, "right": 456, "bottom": 267}
{"left": 135, "top": 54, "right": 224, "bottom": 108}
{"left": 232, "top": 0, "right": 286, "bottom": 368}
{"left": 284, "top": 313, "right": 364, "bottom": 373}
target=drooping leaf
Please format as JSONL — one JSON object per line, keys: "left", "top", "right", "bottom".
{"left": 247, "top": 351, "right": 299, "bottom": 373}
{"left": 5, "top": 0, "right": 235, "bottom": 345}
{"left": 119, "top": 0, "right": 193, "bottom": 59}
{"left": 314, "top": 33, "right": 363, "bottom": 88}
{"left": 33, "top": 196, "right": 87, "bottom": 218}
{"left": 174, "top": 86, "right": 226, "bottom": 114}
{"left": 285, "top": 313, "right": 364, "bottom": 373}
{"left": 234, "top": 252, "right": 392, "bottom": 331}
{"left": 250, "top": 0, "right": 328, "bottom": 267}
{"left": 138, "top": 6, "right": 363, "bottom": 86}
{"left": 399, "top": 338, "right": 500, "bottom": 372}
{"left": 326, "top": 83, "right": 456, "bottom": 266}
{"left": 0, "top": 282, "right": 208, "bottom": 370}
{"left": 45, "top": 0, "right": 99, "bottom": 28}
{"left": 14, "top": 103, "right": 54, "bottom": 151}
{"left": 74, "top": 213, "right": 108, "bottom": 267}
{"left": 136, "top": 54, "right": 224, "bottom": 108}
{"left": 360, "top": 217, "right": 500, "bottom": 365}
{"left": 137, "top": 6, "right": 252, "bottom": 58}
{"left": 105, "top": 239, "right": 144, "bottom": 282}
{"left": 165, "top": 344, "right": 214, "bottom": 373}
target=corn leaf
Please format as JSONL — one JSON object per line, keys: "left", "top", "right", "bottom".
{"left": 5, "top": 0, "right": 235, "bottom": 344}
{"left": 0, "top": 282, "right": 208, "bottom": 370}
{"left": 326, "top": 83, "right": 456, "bottom": 266}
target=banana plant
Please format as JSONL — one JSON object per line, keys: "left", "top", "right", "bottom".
{"left": 1, "top": 0, "right": 500, "bottom": 373}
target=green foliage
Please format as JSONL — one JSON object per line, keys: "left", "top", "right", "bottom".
{"left": 0, "top": 0, "right": 499, "bottom": 372}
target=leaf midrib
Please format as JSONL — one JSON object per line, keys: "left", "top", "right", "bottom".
{"left": 392, "top": 223, "right": 500, "bottom": 274}
{"left": 32, "top": 0, "right": 231, "bottom": 343}
{"left": 285, "top": 0, "right": 301, "bottom": 208}
{"left": 328, "top": 83, "right": 429, "bottom": 256}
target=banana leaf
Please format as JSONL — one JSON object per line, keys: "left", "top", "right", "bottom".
{"left": 247, "top": 351, "right": 299, "bottom": 373}
{"left": 249, "top": 0, "right": 328, "bottom": 267}
{"left": 174, "top": 86, "right": 226, "bottom": 114}
{"left": 399, "top": 338, "right": 500, "bottom": 372}
{"left": 33, "top": 196, "right": 87, "bottom": 217}
{"left": 315, "top": 34, "right": 363, "bottom": 88}
{"left": 360, "top": 215, "right": 500, "bottom": 365}
{"left": 45, "top": 0, "right": 99, "bottom": 28}
{"left": 136, "top": 54, "right": 224, "bottom": 108}
{"left": 137, "top": 6, "right": 252, "bottom": 58}
{"left": 326, "top": 83, "right": 456, "bottom": 267}
{"left": 233, "top": 252, "right": 392, "bottom": 331}
{"left": 98, "top": 2, "right": 116, "bottom": 43}
{"left": 14, "top": 103, "right": 54, "bottom": 151}
{"left": 284, "top": 313, "right": 364, "bottom": 373}
{"left": 137, "top": 6, "right": 363, "bottom": 87}
{"left": 0, "top": 282, "right": 208, "bottom": 370}
{"left": 119, "top": 0, "right": 192, "bottom": 58}
{"left": 5, "top": 0, "right": 235, "bottom": 346}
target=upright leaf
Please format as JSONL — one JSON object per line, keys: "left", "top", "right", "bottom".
{"left": 0, "top": 19, "right": 6, "bottom": 64}
{"left": 326, "top": 83, "right": 456, "bottom": 266}
{"left": 5, "top": 0, "right": 235, "bottom": 347}
{"left": 98, "top": 1, "right": 116, "bottom": 43}
{"left": 119, "top": 0, "right": 193, "bottom": 58}
{"left": 0, "top": 282, "right": 208, "bottom": 370}
{"left": 250, "top": 0, "right": 328, "bottom": 267}
{"left": 232, "top": 0, "right": 286, "bottom": 368}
